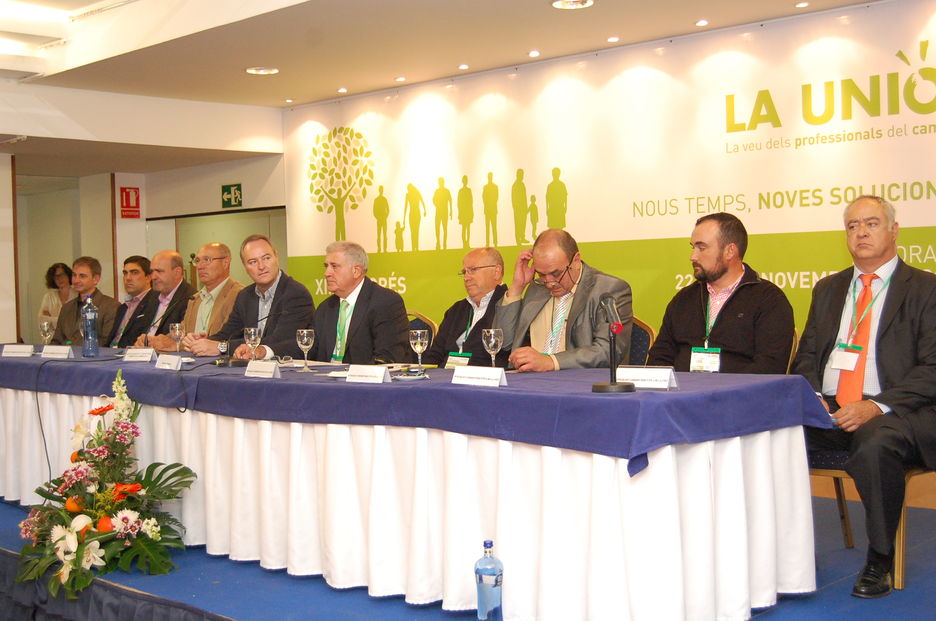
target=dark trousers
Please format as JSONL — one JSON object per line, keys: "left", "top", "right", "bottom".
{"left": 807, "top": 402, "right": 923, "bottom": 560}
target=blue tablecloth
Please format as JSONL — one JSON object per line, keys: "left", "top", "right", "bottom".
{"left": 0, "top": 349, "right": 831, "bottom": 475}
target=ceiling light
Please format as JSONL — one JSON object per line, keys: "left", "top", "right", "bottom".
{"left": 695, "top": 19, "right": 709, "bottom": 27}
{"left": 245, "top": 66, "right": 279, "bottom": 75}
{"left": 794, "top": 2, "right": 809, "bottom": 7}
{"left": 337, "top": 87, "right": 348, "bottom": 94}
{"left": 394, "top": 76, "right": 406, "bottom": 82}
{"left": 552, "top": 0, "right": 594, "bottom": 8}
{"left": 607, "top": 36, "right": 620, "bottom": 43}
{"left": 285, "top": 98, "right": 294, "bottom": 103}
{"left": 528, "top": 50, "right": 541, "bottom": 58}
{"left": 458, "top": 64, "right": 469, "bottom": 70}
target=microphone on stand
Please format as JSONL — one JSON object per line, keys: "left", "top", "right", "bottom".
{"left": 592, "top": 294, "right": 635, "bottom": 393}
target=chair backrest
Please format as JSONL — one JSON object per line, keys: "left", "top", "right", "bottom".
{"left": 406, "top": 311, "right": 438, "bottom": 362}
{"left": 629, "top": 316, "right": 657, "bottom": 366}
{"left": 787, "top": 329, "right": 799, "bottom": 374}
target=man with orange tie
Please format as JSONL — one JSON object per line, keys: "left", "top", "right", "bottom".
{"left": 794, "top": 195, "right": 936, "bottom": 599}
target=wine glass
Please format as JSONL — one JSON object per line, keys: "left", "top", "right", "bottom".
{"left": 481, "top": 328, "right": 503, "bottom": 368}
{"left": 168, "top": 323, "right": 184, "bottom": 352}
{"left": 409, "top": 329, "right": 429, "bottom": 372}
{"left": 296, "top": 329, "right": 315, "bottom": 372}
{"left": 244, "top": 327, "right": 261, "bottom": 360}
{"left": 39, "top": 320, "right": 54, "bottom": 345}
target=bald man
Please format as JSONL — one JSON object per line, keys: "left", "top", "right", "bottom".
{"left": 133, "top": 250, "right": 197, "bottom": 347}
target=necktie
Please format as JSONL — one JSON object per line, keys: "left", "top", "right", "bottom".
{"left": 836, "top": 273, "right": 878, "bottom": 405}
{"left": 544, "top": 293, "right": 572, "bottom": 354}
{"left": 333, "top": 299, "right": 351, "bottom": 361}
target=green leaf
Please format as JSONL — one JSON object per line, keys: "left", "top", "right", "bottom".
{"left": 117, "top": 536, "right": 175, "bottom": 575}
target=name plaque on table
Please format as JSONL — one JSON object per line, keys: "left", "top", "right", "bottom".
{"left": 155, "top": 354, "right": 182, "bottom": 371}
{"left": 615, "top": 366, "right": 679, "bottom": 390}
{"left": 346, "top": 364, "right": 391, "bottom": 383}
{"left": 41, "top": 345, "right": 74, "bottom": 359}
{"left": 123, "top": 348, "right": 155, "bottom": 362}
{"left": 3, "top": 344, "right": 34, "bottom": 357}
{"left": 245, "top": 360, "right": 281, "bottom": 378}
{"left": 451, "top": 366, "right": 507, "bottom": 387}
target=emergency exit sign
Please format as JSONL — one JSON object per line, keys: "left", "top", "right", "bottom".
{"left": 222, "top": 183, "right": 243, "bottom": 208}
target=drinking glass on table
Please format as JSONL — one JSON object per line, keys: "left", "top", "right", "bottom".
{"left": 409, "top": 329, "right": 429, "bottom": 372}
{"left": 296, "top": 329, "right": 315, "bottom": 372}
{"left": 481, "top": 328, "right": 503, "bottom": 368}
{"left": 243, "top": 327, "right": 261, "bottom": 360}
{"left": 168, "top": 323, "right": 184, "bottom": 352}
{"left": 39, "top": 320, "right": 54, "bottom": 345}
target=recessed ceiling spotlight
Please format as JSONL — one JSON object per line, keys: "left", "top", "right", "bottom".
{"left": 458, "top": 64, "right": 469, "bottom": 70}
{"left": 337, "top": 87, "right": 348, "bottom": 94}
{"left": 529, "top": 50, "right": 541, "bottom": 58}
{"left": 695, "top": 19, "right": 709, "bottom": 27}
{"left": 552, "top": 0, "right": 594, "bottom": 8}
{"left": 285, "top": 98, "right": 294, "bottom": 103}
{"left": 245, "top": 66, "right": 279, "bottom": 75}
{"left": 794, "top": 1, "right": 809, "bottom": 7}
{"left": 394, "top": 76, "right": 406, "bottom": 82}
{"left": 607, "top": 36, "right": 620, "bottom": 43}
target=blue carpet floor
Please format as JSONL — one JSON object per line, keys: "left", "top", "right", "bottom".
{"left": 2, "top": 497, "right": 936, "bottom": 620}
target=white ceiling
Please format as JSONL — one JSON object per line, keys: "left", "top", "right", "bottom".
{"left": 4, "top": 0, "right": 876, "bottom": 183}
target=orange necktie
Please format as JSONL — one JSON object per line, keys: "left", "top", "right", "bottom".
{"left": 836, "top": 273, "right": 877, "bottom": 405}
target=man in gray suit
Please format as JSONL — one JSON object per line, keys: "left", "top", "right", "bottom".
{"left": 495, "top": 229, "right": 632, "bottom": 372}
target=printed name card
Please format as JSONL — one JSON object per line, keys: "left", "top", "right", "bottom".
{"left": 451, "top": 366, "right": 508, "bottom": 388}
{"left": 155, "top": 354, "right": 183, "bottom": 371}
{"left": 41, "top": 346, "right": 74, "bottom": 359}
{"left": 123, "top": 348, "right": 155, "bottom": 362}
{"left": 245, "top": 360, "right": 281, "bottom": 378}
{"left": 2, "top": 344, "right": 34, "bottom": 357}
{"left": 346, "top": 364, "right": 391, "bottom": 383}
{"left": 614, "top": 366, "right": 679, "bottom": 390}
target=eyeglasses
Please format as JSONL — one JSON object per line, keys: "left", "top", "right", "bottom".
{"left": 532, "top": 263, "right": 572, "bottom": 287}
{"left": 192, "top": 256, "right": 227, "bottom": 265}
{"left": 457, "top": 265, "right": 498, "bottom": 276}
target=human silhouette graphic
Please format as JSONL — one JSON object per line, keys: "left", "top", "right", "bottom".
{"left": 402, "top": 183, "right": 426, "bottom": 251}
{"left": 457, "top": 175, "right": 474, "bottom": 249}
{"left": 432, "top": 177, "right": 453, "bottom": 250}
{"left": 394, "top": 221, "right": 405, "bottom": 252}
{"left": 529, "top": 194, "right": 539, "bottom": 239}
{"left": 482, "top": 172, "right": 498, "bottom": 247}
{"left": 373, "top": 185, "right": 390, "bottom": 253}
{"left": 546, "top": 167, "right": 568, "bottom": 230}
{"left": 511, "top": 169, "right": 528, "bottom": 245}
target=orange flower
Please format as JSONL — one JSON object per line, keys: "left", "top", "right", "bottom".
{"left": 88, "top": 404, "right": 114, "bottom": 416}
{"left": 112, "top": 482, "right": 143, "bottom": 501}
{"left": 78, "top": 523, "right": 91, "bottom": 541}
{"left": 70, "top": 451, "right": 80, "bottom": 463}
{"left": 97, "top": 515, "right": 113, "bottom": 533}
{"left": 64, "top": 496, "right": 84, "bottom": 512}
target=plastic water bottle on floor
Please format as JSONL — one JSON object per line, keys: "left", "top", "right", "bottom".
{"left": 475, "top": 539, "right": 503, "bottom": 621}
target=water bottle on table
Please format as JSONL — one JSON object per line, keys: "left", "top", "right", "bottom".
{"left": 475, "top": 539, "right": 503, "bottom": 621}
{"left": 81, "top": 298, "right": 99, "bottom": 358}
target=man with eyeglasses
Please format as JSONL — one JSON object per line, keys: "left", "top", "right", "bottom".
{"left": 423, "top": 247, "right": 509, "bottom": 368}
{"left": 187, "top": 234, "right": 315, "bottom": 359}
{"left": 495, "top": 229, "right": 632, "bottom": 372}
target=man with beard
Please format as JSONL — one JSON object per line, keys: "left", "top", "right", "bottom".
{"left": 647, "top": 213, "right": 794, "bottom": 373}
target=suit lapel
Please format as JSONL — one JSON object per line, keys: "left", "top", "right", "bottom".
{"left": 819, "top": 269, "right": 851, "bottom": 361}
{"left": 565, "top": 263, "right": 594, "bottom": 333}
{"left": 878, "top": 260, "right": 911, "bottom": 337}
{"left": 320, "top": 296, "right": 340, "bottom": 356}
{"left": 346, "top": 278, "right": 372, "bottom": 345}
{"left": 518, "top": 285, "right": 549, "bottom": 340}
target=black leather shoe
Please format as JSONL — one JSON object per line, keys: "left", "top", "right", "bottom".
{"left": 851, "top": 562, "right": 892, "bottom": 598}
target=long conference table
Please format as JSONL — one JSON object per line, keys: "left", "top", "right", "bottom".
{"left": 0, "top": 351, "right": 830, "bottom": 621}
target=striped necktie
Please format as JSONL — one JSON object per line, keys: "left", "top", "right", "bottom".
{"left": 544, "top": 292, "right": 572, "bottom": 354}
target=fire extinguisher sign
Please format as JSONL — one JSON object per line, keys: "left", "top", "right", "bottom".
{"left": 120, "top": 187, "right": 141, "bottom": 218}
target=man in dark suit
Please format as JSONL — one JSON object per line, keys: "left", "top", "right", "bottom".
{"left": 108, "top": 255, "right": 158, "bottom": 347}
{"left": 423, "top": 247, "right": 508, "bottom": 368}
{"left": 312, "top": 241, "right": 409, "bottom": 364}
{"left": 131, "top": 250, "right": 196, "bottom": 346}
{"left": 190, "top": 234, "right": 314, "bottom": 359}
{"left": 794, "top": 195, "right": 936, "bottom": 599}
{"left": 495, "top": 229, "right": 632, "bottom": 372}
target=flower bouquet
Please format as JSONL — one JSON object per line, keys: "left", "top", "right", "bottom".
{"left": 16, "top": 370, "right": 196, "bottom": 598}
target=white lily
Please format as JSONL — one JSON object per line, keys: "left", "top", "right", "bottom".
{"left": 80, "top": 540, "right": 106, "bottom": 570}
{"left": 70, "top": 420, "right": 89, "bottom": 449}
{"left": 55, "top": 553, "right": 77, "bottom": 583}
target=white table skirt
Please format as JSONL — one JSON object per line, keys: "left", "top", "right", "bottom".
{"left": 0, "top": 388, "right": 816, "bottom": 621}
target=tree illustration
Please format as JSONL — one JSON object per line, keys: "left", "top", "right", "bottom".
{"left": 308, "top": 127, "right": 375, "bottom": 241}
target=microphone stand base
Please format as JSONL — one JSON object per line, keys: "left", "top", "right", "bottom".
{"left": 592, "top": 382, "right": 636, "bottom": 393}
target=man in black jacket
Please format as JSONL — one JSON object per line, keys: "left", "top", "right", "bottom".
{"left": 648, "top": 213, "right": 794, "bottom": 374}
{"left": 109, "top": 255, "right": 157, "bottom": 347}
{"left": 423, "top": 247, "right": 508, "bottom": 367}
{"left": 131, "top": 250, "right": 197, "bottom": 347}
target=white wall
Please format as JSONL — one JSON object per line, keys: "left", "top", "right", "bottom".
{"left": 0, "top": 154, "right": 16, "bottom": 342}
{"left": 113, "top": 173, "right": 148, "bottom": 298}
{"left": 78, "top": 174, "right": 115, "bottom": 297}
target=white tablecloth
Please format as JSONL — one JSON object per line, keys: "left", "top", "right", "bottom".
{"left": 0, "top": 387, "right": 815, "bottom": 621}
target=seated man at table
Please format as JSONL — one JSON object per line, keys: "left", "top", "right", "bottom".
{"left": 312, "top": 241, "right": 409, "bottom": 364}
{"left": 794, "top": 196, "right": 936, "bottom": 598}
{"left": 52, "top": 256, "right": 121, "bottom": 346}
{"left": 108, "top": 255, "right": 158, "bottom": 347}
{"left": 188, "top": 234, "right": 314, "bottom": 359}
{"left": 423, "top": 246, "right": 508, "bottom": 368}
{"left": 145, "top": 242, "right": 244, "bottom": 352}
{"left": 132, "top": 250, "right": 197, "bottom": 347}
{"left": 494, "top": 229, "right": 632, "bottom": 372}
{"left": 648, "top": 213, "right": 794, "bottom": 373}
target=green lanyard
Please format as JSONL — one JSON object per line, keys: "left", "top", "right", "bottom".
{"left": 459, "top": 307, "right": 474, "bottom": 353}
{"left": 333, "top": 301, "right": 354, "bottom": 359}
{"left": 844, "top": 274, "right": 891, "bottom": 347}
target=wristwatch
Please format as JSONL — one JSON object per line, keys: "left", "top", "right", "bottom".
{"left": 218, "top": 341, "right": 228, "bottom": 356}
